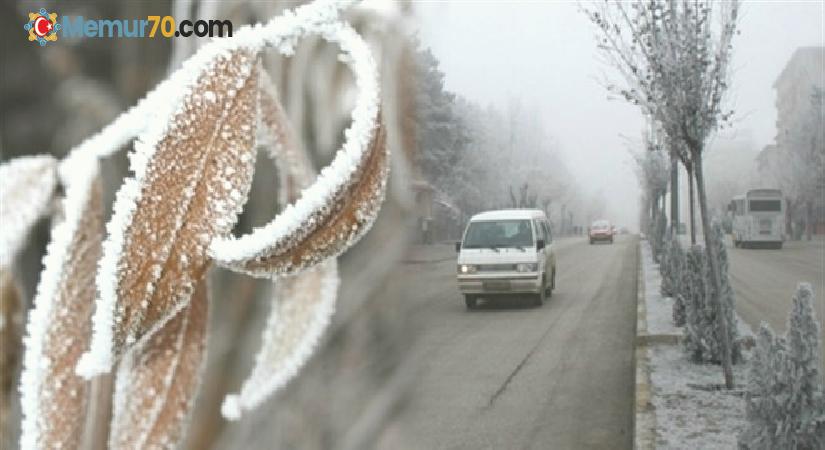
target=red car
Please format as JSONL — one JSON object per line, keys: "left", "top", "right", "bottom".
{"left": 589, "top": 219, "right": 614, "bottom": 244}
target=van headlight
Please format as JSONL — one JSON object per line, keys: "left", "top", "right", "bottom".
{"left": 458, "top": 264, "right": 477, "bottom": 274}
{"left": 516, "top": 263, "right": 537, "bottom": 272}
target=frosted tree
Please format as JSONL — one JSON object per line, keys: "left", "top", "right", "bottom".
{"left": 784, "top": 283, "right": 825, "bottom": 448}
{"left": 706, "top": 220, "right": 741, "bottom": 364}
{"left": 683, "top": 227, "right": 741, "bottom": 365}
{"left": 787, "top": 88, "right": 825, "bottom": 241}
{"left": 739, "top": 324, "right": 784, "bottom": 449}
{"left": 632, "top": 130, "right": 669, "bottom": 259}
{"left": 586, "top": 0, "right": 741, "bottom": 388}
{"left": 740, "top": 284, "right": 824, "bottom": 449}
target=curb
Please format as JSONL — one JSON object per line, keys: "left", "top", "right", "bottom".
{"left": 633, "top": 241, "right": 657, "bottom": 450}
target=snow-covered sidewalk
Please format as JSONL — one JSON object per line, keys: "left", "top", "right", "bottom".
{"left": 636, "top": 240, "right": 754, "bottom": 449}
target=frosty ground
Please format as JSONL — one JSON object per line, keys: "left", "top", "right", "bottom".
{"left": 640, "top": 241, "right": 755, "bottom": 449}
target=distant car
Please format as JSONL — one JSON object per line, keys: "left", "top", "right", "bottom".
{"left": 455, "top": 209, "right": 556, "bottom": 309}
{"left": 589, "top": 219, "right": 613, "bottom": 244}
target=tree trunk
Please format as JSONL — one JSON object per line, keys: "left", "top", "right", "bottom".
{"left": 688, "top": 165, "right": 697, "bottom": 245}
{"left": 671, "top": 157, "right": 679, "bottom": 234}
{"left": 693, "top": 153, "right": 735, "bottom": 389}
{"left": 806, "top": 200, "right": 813, "bottom": 241}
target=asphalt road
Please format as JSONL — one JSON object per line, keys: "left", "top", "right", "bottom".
{"left": 399, "top": 235, "right": 638, "bottom": 450}
{"left": 727, "top": 238, "right": 825, "bottom": 363}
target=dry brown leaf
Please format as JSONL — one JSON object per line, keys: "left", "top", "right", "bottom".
{"left": 209, "top": 19, "right": 386, "bottom": 278}
{"left": 109, "top": 276, "right": 209, "bottom": 450}
{"left": 19, "top": 161, "right": 102, "bottom": 449}
{"left": 80, "top": 49, "right": 260, "bottom": 377}
{"left": 221, "top": 78, "right": 341, "bottom": 419}
{"left": 214, "top": 117, "right": 388, "bottom": 277}
{"left": 222, "top": 259, "right": 338, "bottom": 419}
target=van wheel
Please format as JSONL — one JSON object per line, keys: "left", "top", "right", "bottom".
{"left": 548, "top": 269, "right": 556, "bottom": 297}
{"left": 465, "top": 295, "right": 477, "bottom": 310}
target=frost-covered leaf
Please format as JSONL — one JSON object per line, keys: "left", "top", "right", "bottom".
{"left": 221, "top": 77, "right": 341, "bottom": 419}
{"left": 19, "top": 158, "right": 102, "bottom": 450}
{"left": 211, "top": 117, "right": 387, "bottom": 277}
{"left": 0, "top": 155, "right": 57, "bottom": 269}
{"left": 78, "top": 49, "right": 260, "bottom": 377}
{"left": 222, "top": 259, "right": 339, "bottom": 420}
{"left": 209, "top": 20, "right": 386, "bottom": 278}
{"left": 109, "top": 276, "right": 209, "bottom": 450}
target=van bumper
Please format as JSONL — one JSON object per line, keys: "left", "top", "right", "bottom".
{"left": 457, "top": 273, "right": 542, "bottom": 295}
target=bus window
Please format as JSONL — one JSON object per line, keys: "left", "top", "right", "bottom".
{"left": 748, "top": 199, "right": 781, "bottom": 212}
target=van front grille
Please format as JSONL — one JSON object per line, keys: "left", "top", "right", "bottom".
{"left": 477, "top": 264, "right": 517, "bottom": 272}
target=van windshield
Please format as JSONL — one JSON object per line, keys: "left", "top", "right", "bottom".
{"left": 463, "top": 220, "right": 534, "bottom": 249}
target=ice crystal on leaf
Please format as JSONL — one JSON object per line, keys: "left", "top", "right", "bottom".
{"left": 222, "top": 260, "right": 339, "bottom": 420}
{"left": 221, "top": 75, "right": 342, "bottom": 420}
{"left": 209, "top": 19, "right": 387, "bottom": 279}
{"left": 19, "top": 157, "right": 102, "bottom": 450}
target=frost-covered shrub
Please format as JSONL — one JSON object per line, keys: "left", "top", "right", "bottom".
{"left": 647, "top": 211, "right": 667, "bottom": 264}
{"left": 682, "top": 223, "right": 741, "bottom": 364}
{"left": 660, "top": 233, "right": 684, "bottom": 299}
{"left": 739, "top": 324, "right": 784, "bottom": 449}
{"left": 650, "top": 212, "right": 668, "bottom": 263}
{"left": 662, "top": 235, "right": 687, "bottom": 326}
{"left": 658, "top": 228, "right": 671, "bottom": 281}
{"left": 739, "top": 284, "right": 825, "bottom": 450}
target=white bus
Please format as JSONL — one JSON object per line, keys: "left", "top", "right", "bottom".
{"left": 729, "top": 189, "right": 784, "bottom": 249}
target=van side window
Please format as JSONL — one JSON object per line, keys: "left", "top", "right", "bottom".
{"left": 542, "top": 221, "right": 552, "bottom": 243}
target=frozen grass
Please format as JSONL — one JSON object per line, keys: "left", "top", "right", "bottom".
{"left": 648, "top": 345, "right": 749, "bottom": 449}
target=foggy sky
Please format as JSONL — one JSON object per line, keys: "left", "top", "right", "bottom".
{"left": 415, "top": 1, "right": 824, "bottom": 229}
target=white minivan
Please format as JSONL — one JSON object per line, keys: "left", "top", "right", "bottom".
{"left": 456, "top": 209, "right": 556, "bottom": 309}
